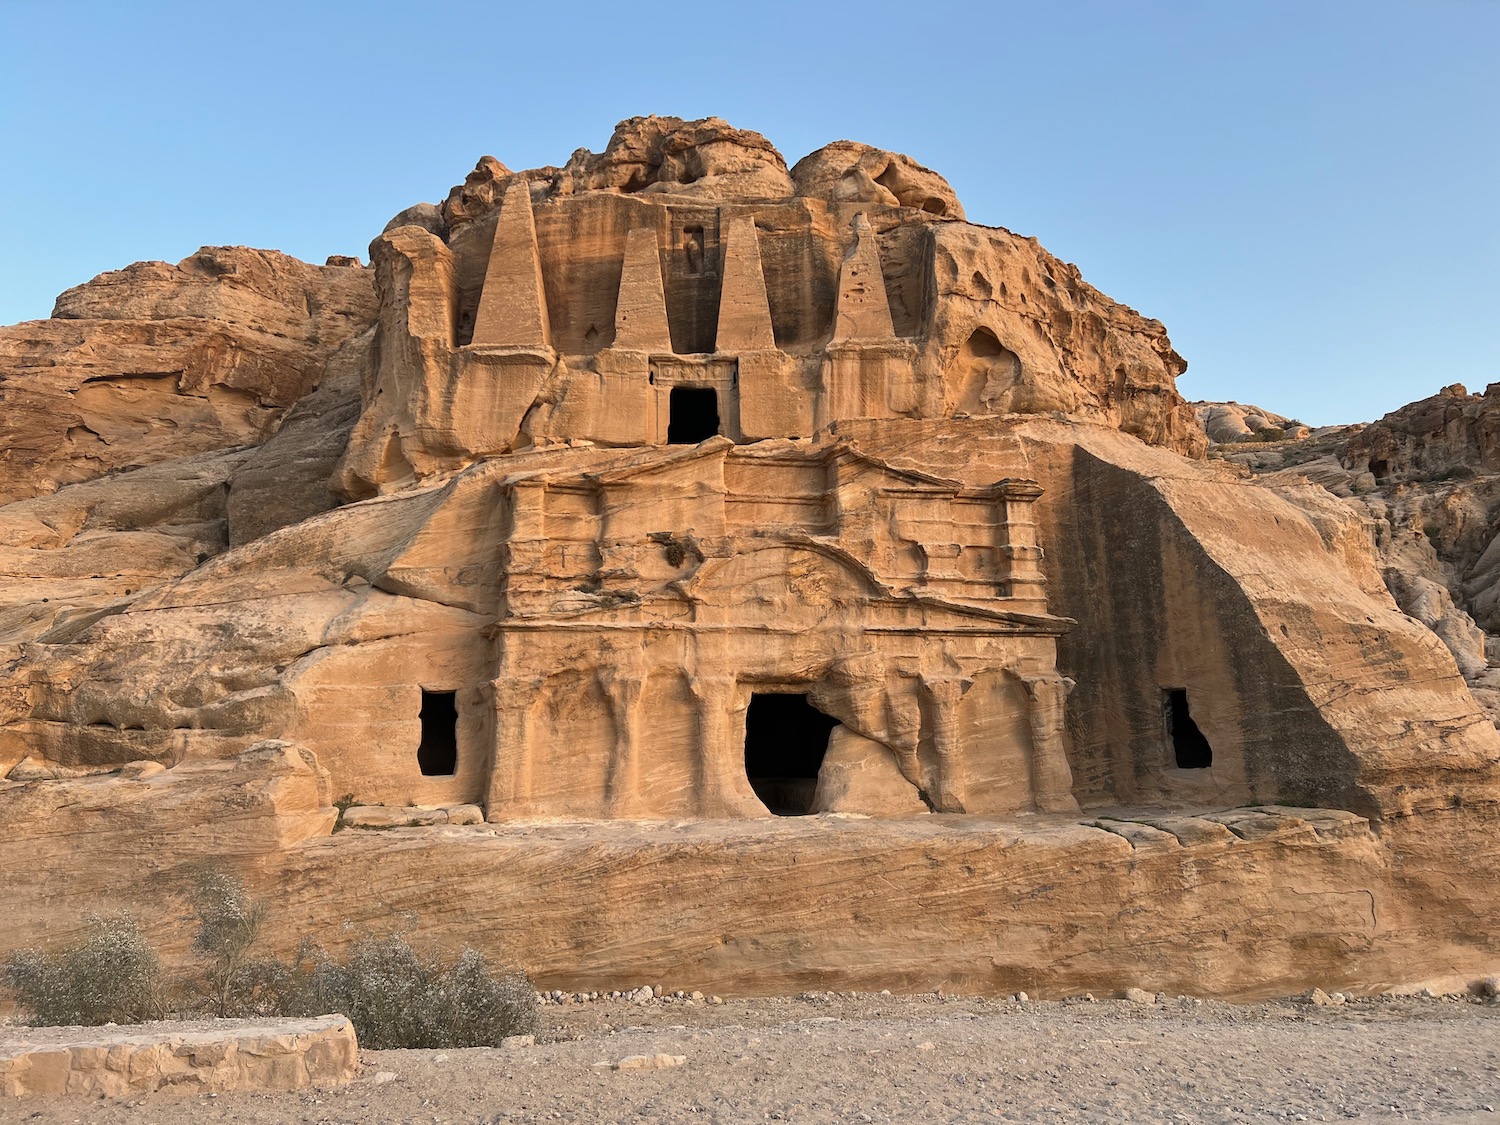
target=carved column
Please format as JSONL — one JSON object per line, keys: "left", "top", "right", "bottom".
{"left": 1022, "top": 674, "right": 1080, "bottom": 813}
{"left": 919, "top": 678, "right": 968, "bottom": 812}
{"left": 485, "top": 672, "right": 538, "bottom": 821}
{"left": 499, "top": 479, "right": 548, "bottom": 616}
{"left": 883, "top": 684, "right": 926, "bottom": 794}
{"left": 691, "top": 676, "right": 763, "bottom": 817}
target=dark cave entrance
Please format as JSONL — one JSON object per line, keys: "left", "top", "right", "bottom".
{"left": 417, "top": 689, "right": 459, "bottom": 777}
{"left": 667, "top": 386, "right": 720, "bottom": 444}
{"left": 743, "top": 692, "right": 840, "bottom": 816}
{"left": 1164, "top": 688, "right": 1213, "bottom": 769}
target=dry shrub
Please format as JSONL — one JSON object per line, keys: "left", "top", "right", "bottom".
{"left": 1, "top": 874, "right": 539, "bottom": 1047}
{"left": 189, "top": 868, "right": 293, "bottom": 1017}
{"left": 293, "top": 934, "right": 539, "bottom": 1049}
{"left": 5, "top": 913, "right": 165, "bottom": 1026}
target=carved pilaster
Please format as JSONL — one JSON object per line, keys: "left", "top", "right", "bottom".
{"left": 691, "top": 677, "right": 764, "bottom": 817}
{"left": 919, "top": 677, "right": 968, "bottom": 812}
{"left": 994, "top": 479, "right": 1047, "bottom": 607}
{"left": 603, "top": 670, "right": 646, "bottom": 817}
{"left": 485, "top": 673, "right": 541, "bottom": 819}
{"left": 1022, "top": 674, "right": 1079, "bottom": 813}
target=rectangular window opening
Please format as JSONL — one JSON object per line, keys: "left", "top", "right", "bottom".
{"left": 1163, "top": 687, "right": 1212, "bottom": 769}
{"left": 418, "top": 689, "right": 459, "bottom": 777}
{"left": 667, "top": 386, "right": 720, "bottom": 445}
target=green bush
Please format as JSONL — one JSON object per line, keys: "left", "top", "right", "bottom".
{"left": 4, "top": 913, "right": 164, "bottom": 1026}
{"left": 293, "top": 934, "right": 539, "bottom": 1049}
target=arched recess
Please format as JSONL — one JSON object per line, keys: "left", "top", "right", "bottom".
{"left": 948, "top": 327, "right": 1021, "bottom": 416}
{"left": 684, "top": 542, "right": 885, "bottom": 620}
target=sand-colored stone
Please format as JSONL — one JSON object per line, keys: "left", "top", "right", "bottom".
{"left": 0, "top": 117, "right": 1497, "bottom": 1000}
{"left": 791, "top": 139, "right": 965, "bottom": 219}
{"left": 3, "top": 763, "right": 1497, "bottom": 999}
{"left": 811, "top": 727, "right": 929, "bottom": 816}
{"left": 714, "top": 213, "right": 775, "bottom": 351}
{"left": 1194, "top": 400, "right": 1308, "bottom": 442}
{"left": 1198, "top": 385, "right": 1500, "bottom": 721}
{"left": 337, "top": 116, "right": 1203, "bottom": 492}
{"left": 472, "top": 180, "right": 551, "bottom": 349}
{"left": 0, "top": 1016, "right": 356, "bottom": 1097}
{"left": 0, "top": 247, "right": 375, "bottom": 505}
{"left": 612, "top": 227, "right": 672, "bottom": 352}
{"left": 831, "top": 214, "right": 897, "bottom": 343}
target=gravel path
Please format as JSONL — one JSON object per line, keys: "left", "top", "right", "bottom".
{"left": 6, "top": 993, "right": 1499, "bottom": 1123}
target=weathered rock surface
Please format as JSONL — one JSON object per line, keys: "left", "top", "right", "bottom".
{"left": 442, "top": 117, "right": 796, "bottom": 229}
{"left": 1194, "top": 400, "right": 1307, "bottom": 443}
{"left": 0, "top": 247, "right": 376, "bottom": 503}
{"left": 2, "top": 759, "right": 1496, "bottom": 999}
{"left": 0, "top": 742, "right": 337, "bottom": 936}
{"left": 225, "top": 345, "right": 369, "bottom": 546}
{"left": 0, "top": 447, "right": 252, "bottom": 652}
{"left": 0, "top": 1016, "right": 357, "bottom": 1097}
{"left": 1197, "top": 385, "right": 1500, "bottom": 720}
{"left": 0, "top": 118, "right": 1496, "bottom": 1001}
{"left": 790, "top": 140, "right": 964, "bottom": 219}
{"left": 1342, "top": 382, "right": 1500, "bottom": 481}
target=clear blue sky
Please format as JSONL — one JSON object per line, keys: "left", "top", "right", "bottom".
{"left": 2, "top": 0, "right": 1495, "bottom": 425}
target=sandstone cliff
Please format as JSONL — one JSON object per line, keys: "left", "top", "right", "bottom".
{"left": 1199, "top": 386, "right": 1500, "bottom": 717}
{"left": 0, "top": 119, "right": 1495, "bottom": 1000}
{"left": 0, "top": 247, "right": 376, "bottom": 504}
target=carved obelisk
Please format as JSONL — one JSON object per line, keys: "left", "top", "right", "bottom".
{"left": 613, "top": 227, "right": 671, "bottom": 353}
{"left": 471, "top": 179, "right": 551, "bottom": 348}
{"left": 831, "top": 212, "right": 895, "bottom": 342}
{"left": 715, "top": 213, "right": 775, "bottom": 352}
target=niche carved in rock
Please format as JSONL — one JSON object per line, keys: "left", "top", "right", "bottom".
{"left": 948, "top": 327, "right": 1021, "bottom": 416}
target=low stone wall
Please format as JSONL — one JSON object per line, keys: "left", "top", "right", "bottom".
{"left": 0, "top": 1015, "right": 357, "bottom": 1097}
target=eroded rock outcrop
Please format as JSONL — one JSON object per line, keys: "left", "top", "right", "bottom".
{"left": 0, "top": 118, "right": 1495, "bottom": 999}
{"left": 0, "top": 247, "right": 376, "bottom": 504}
{"left": 1200, "top": 386, "right": 1500, "bottom": 714}
{"left": 790, "top": 140, "right": 965, "bottom": 218}
{"left": 1194, "top": 400, "right": 1308, "bottom": 443}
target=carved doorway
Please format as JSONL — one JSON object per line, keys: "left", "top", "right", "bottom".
{"left": 742, "top": 692, "right": 840, "bottom": 815}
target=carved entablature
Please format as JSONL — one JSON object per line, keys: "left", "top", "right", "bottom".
{"left": 493, "top": 440, "right": 1053, "bottom": 621}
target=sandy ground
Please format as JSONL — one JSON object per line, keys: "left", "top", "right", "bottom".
{"left": 4, "top": 992, "right": 1499, "bottom": 1124}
